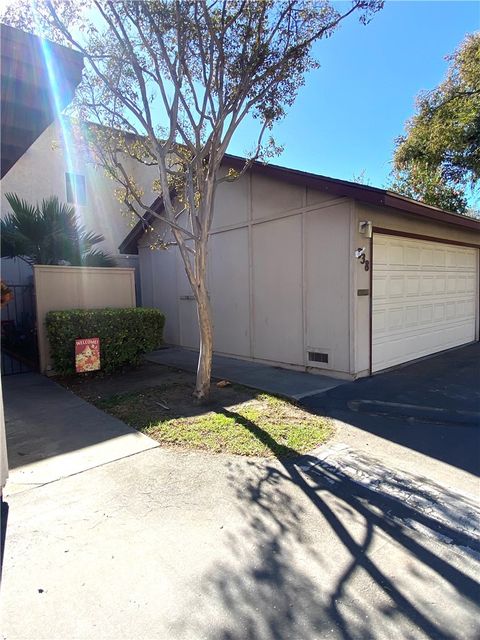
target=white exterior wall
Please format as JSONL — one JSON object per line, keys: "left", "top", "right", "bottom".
{"left": 139, "top": 171, "right": 354, "bottom": 378}
{"left": 0, "top": 118, "right": 157, "bottom": 284}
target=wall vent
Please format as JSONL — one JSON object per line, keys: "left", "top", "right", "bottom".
{"left": 308, "top": 351, "right": 329, "bottom": 364}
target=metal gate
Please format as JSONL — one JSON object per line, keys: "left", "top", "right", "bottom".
{"left": 1, "top": 283, "right": 38, "bottom": 375}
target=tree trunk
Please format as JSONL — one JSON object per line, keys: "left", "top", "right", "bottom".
{"left": 194, "top": 282, "right": 213, "bottom": 403}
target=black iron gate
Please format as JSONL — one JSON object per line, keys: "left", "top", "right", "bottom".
{"left": 1, "top": 284, "right": 38, "bottom": 375}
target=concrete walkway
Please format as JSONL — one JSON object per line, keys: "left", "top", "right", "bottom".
{"left": 146, "top": 347, "right": 345, "bottom": 400}
{"left": 3, "top": 373, "right": 157, "bottom": 495}
{"left": 1, "top": 365, "right": 479, "bottom": 638}
{"left": 2, "top": 443, "right": 479, "bottom": 639}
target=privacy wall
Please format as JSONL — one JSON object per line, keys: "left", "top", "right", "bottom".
{"left": 34, "top": 265, "right": 136, "bottom": 372}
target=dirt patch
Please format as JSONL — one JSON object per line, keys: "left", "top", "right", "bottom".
{"left": 57, "top": 362, "right": 195, "bottom": 402}
{"left": 57, "top": 361, "right": 333, "bottom": 458}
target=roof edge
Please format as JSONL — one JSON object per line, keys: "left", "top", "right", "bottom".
{"left": 119, "top": 155, "right": 480, "bottom": 253}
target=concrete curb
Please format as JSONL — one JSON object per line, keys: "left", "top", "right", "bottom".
{"left": 347, "top": 399, "right": 480, "bottom": 426}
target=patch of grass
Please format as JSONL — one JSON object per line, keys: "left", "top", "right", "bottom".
{"left": 97, "top": 385, "right": 333, "bottom": 458}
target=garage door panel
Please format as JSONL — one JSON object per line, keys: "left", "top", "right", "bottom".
{"left": 421, "top": 276, "right": 434, "bottom": 295}
{"left": 389, "top": 276, "right": 404, "bottom": 297}
{"left": 433, "top": 304, "right": 444, "bottom": 322}
{"left": 373, "top": 238, "right": 388, "bottom": 263}
{"left": 373, "top": 323, "right": 475, "bottom": 371}
{"left": 405, "top": 306, "right": 419, "bottom": 326}
{"left": 372, "top": 235, "right": 478, "bottom": 372}
{"left": 435, "top": 277, "right": 446, "bottom": 294}
{"left": 405, "top": 246, "right": 421, "bottom": 266}
{"left": 433, "top": 249, "right": 445, "bottom": 267}
{"left": 390, "top": 244, "right": 405, "bottom": 265}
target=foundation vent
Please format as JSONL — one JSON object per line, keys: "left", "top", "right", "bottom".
{"left": 308, "top": 351, "right": 329, "bottom": 364}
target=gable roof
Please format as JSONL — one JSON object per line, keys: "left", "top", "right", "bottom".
{"left": 119, "top": 154, "right": 480, "bottom": 254}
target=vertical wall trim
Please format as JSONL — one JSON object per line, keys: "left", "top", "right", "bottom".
{"left": 248, "top": 171, "right": 254, "bottom": 358}
{"left": 369, "top": 232, "right": 374, "bottom": 375}
{"left": 175, "top": 249, "right": 182, "bottom": 345}
{"left": 476, "top": 249, "right": 480, "bottom": 341}
{"left": 348, "top": 200, "right": 357, "bottom": 375}
{"left": 302, "top": 186, "right": 307, "bottom": 366}
{"left": 301, "top": 209, "right": 307, "bottom": 366}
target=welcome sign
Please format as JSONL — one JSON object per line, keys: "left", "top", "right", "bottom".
{"left": 75, "top": 337, "right": 101, "bottom": 373}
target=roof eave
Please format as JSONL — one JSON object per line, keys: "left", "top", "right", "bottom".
{"left": 119, "top": 156, "right": 480, "bottom": 253}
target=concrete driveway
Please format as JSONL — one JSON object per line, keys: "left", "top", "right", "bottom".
{"left": 2, "top": 445, "right": 479, "bottom": 640}
{"left": 1, "top": 346, "right": 479, "bottom": 639}
{"left": 301, "top": 343, "right": 480, "bottom": 486}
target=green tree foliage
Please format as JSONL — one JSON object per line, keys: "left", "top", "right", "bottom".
{"left": 391, "top": 33, "right": 480, "bottom": 214}
{"left": 0, "top": 193, "right": 115, "bottom": 266}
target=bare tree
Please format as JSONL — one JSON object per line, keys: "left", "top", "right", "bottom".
{"left": 4, "top": 0, "right": 383, "bottom": 401}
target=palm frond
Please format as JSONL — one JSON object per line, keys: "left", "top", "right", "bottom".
{"left": 82, "top": 250, "right": 116, "bottom": 267}
{"left": 1, "top": 193, "right": 112, "bottom": 267}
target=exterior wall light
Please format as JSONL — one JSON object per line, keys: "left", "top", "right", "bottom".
{"left": 359, "top": 220, "right": 373, "bottom": 238}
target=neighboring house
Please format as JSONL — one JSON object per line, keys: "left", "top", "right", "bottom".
{"left": 1, "top": 28, "right": 157, "bottom": 288}
{"left": 0, "top": 116, "right": 156, "bottom": 286}
{"left": 120, "top": 157, "right": 480, "bottom": 379}
{"left": 0, "top": 23, "right": 84, "bottom": 490}
{"left": 1, "top": 23, "right": 83, "bottom": 287}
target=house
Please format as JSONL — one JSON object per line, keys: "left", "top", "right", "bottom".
{"left": 0, "top": 115, "right": 157, "bottom": 288}
{"left": 2, "top": 22, "right": 479, "bottom": 381}
{"left": 120, "top": 157, "right": 480, "bottom": 379}
{"left": 1, "top": 25, "right": 157, "bottom": 288}
{"left": 1, "top": 23, "right": 85, "bottom": 491}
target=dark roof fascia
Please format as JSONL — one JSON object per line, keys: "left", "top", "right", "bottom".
{"left": 119, "top": 196, "right": 163, "bottom": 255}
{"left": 119, "top": 155, "right": 480, "bottom": 254}
{"left": 223, "top": 154, "right": 480, "bottom": 231}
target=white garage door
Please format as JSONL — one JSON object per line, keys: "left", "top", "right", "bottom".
{"left": 372, "top": 234, "right": 478, "bottom": 372}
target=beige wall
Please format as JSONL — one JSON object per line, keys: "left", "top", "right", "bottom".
{"left": 252, "top": 215, "right": 304, "bottom": 364}
{"left": 210, "top": 228, "right": 250, "bottom": 356}
{"left": 139, "top": 174, "right": 480, "bottom": 379}
{"left": 305, "top": 200, "right": 353, "bottom": 374}
{"left": 139, "top": 171, "right": 354, "bottom": 376}
{"left": 34, "top": 265, "right": 136, "bottom": 373}
{"left": 356, "top": 203, "right": 480, "bottom": 245}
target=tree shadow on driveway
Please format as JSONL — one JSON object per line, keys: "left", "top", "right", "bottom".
{"left": 172, "top": 409, "right": 480, "bottom": 640}
{"left": 300, "top": 343, "right": 480, "bottom": 476}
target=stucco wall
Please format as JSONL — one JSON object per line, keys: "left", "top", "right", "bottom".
{"left": 0, "top": 119, "right": 157, "bottom": 267}
{"left": 34, "top": 265, "right": 136, "bottom": 373}
{"left": 139, "top": 171, "right": 354, "bottom": 376}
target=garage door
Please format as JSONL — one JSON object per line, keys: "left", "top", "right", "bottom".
{"left": 372, "top": 234, "right": 478, "bottom": 372}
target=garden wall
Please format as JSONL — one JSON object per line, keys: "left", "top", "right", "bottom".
{"left": 33, "top": 265, "right": 136, "bottom": 372}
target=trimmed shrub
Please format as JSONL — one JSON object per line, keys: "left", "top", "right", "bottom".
{"left": 46, "top": 307, "right": 165, "bottom": 374}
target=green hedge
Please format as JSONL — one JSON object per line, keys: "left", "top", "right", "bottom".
{"left": 46, "top": 307, "right": 165, "bottom": 374}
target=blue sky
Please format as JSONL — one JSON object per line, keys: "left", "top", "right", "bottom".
{"left": 228, "top": 1, "right": 479, "bottom": 189}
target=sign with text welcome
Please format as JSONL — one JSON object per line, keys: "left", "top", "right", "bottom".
{"left": 75, "top": 337, "right": 100, "bottom": 373}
